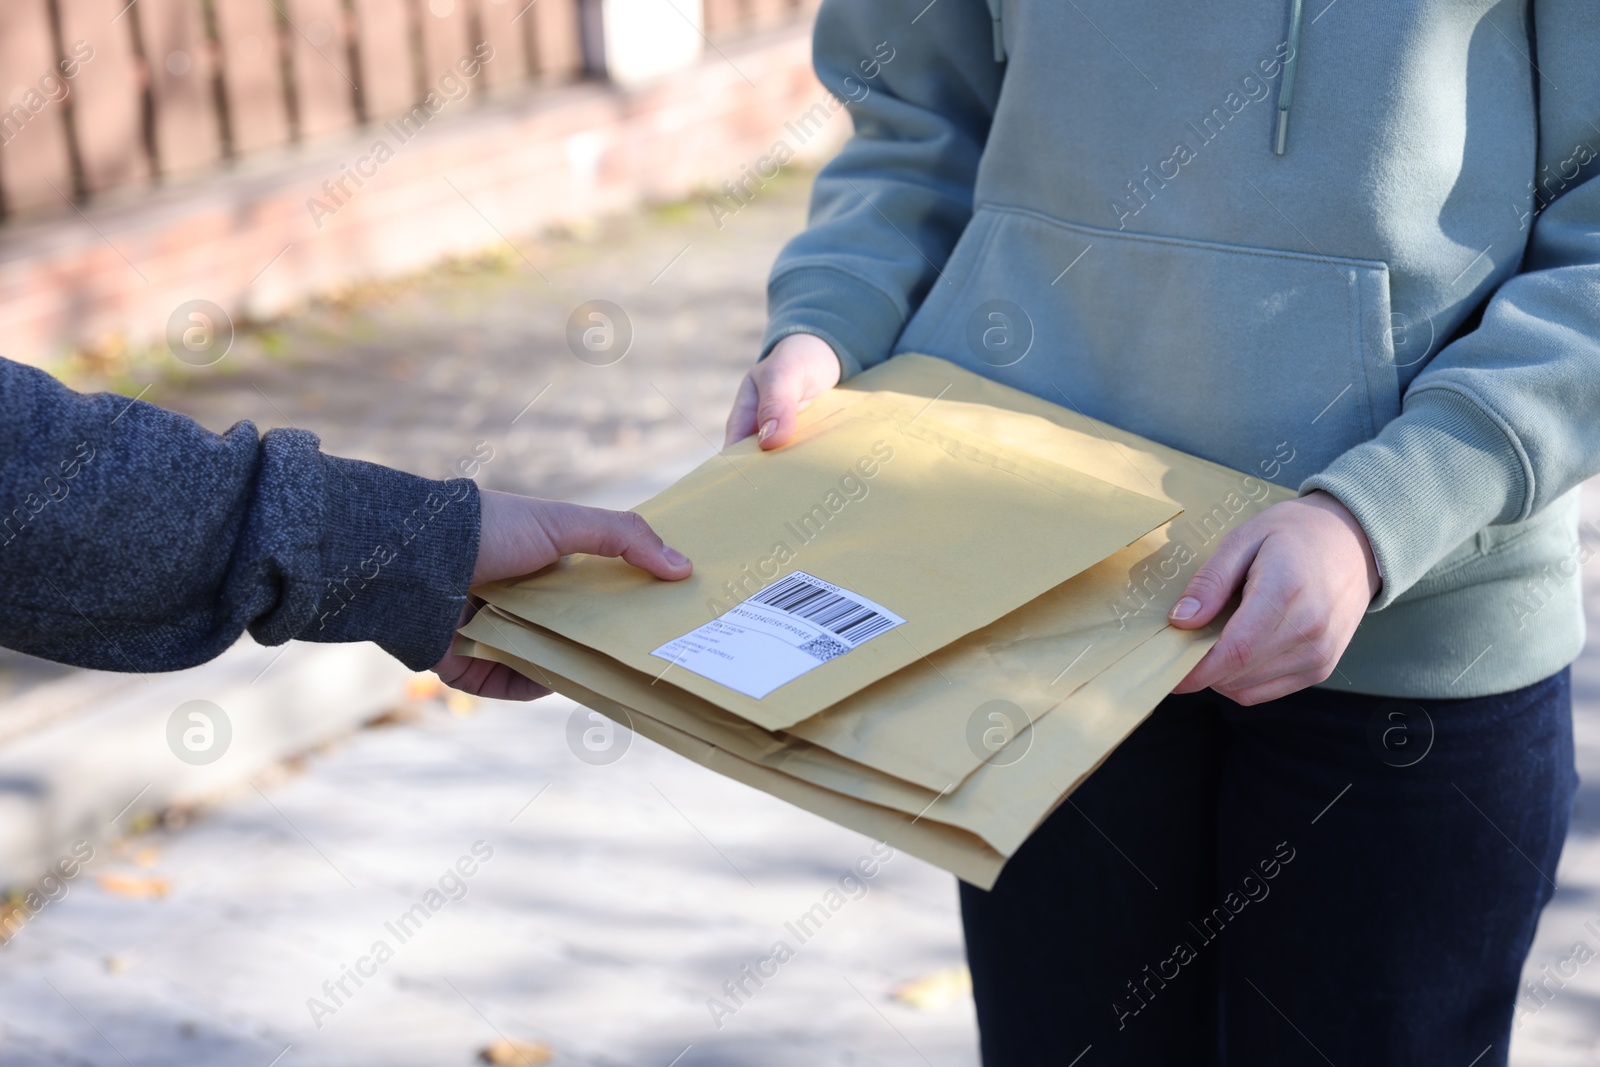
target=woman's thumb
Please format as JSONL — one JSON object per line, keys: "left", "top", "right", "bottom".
{"left": 1168, "top": 529, "right": 1259, "bottom": 628}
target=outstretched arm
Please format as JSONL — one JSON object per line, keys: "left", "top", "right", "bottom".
{"left": 0, "top": 359, "right": 689, "bottom": 692}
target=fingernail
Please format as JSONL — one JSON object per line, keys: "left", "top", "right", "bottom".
{"left": 1169, "top": 596, "right": 1200, "bottom": 622}
{"left": 662, "top": 545, "right": 689, "bottom": 567}
{"left": 758, "top": 419, "right": 777, "bottom": 442}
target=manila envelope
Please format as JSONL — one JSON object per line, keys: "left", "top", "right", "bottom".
{"left": 478, "top": 394, "right": 1178, "bottom": 731}
{"left": 456, "top": 632, "right": 1010, "bottom": 888}
{"left": 459, "top": 604, "right": 1192, "bottom": 852}
{"left": 455, "top": 617, "right": 1218, "bottom": 890}
{"left": 478, "top": 356, "right": 1296, "bottom": 798}
{"left": 464, "top": 354, "right": 1298, "bottom": 886}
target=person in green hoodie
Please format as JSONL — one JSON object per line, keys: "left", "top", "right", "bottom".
{"left": 725, "top": 0, "right": 1598, "bottom": 1062}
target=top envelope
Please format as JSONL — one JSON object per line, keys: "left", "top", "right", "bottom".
{"left": 479, "top": 395, "right": 1178, "bottom": 730}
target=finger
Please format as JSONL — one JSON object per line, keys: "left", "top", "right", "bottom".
{"left": 751, "top": 356, "right": 811, "bottom": 450}
{"left": 1168, "top": 521, "right": 1270, "bottom": 629}
{"left": 541, "top": 503, "right": 693, "bottom": 580}
{"left": 474, "top": 662, "right": 552, "bottom": 701}
{"left": 1171, "top": 579, "right": 1292, "bottom": 695}
{"left": 723, "top": 375, "right": 760, "bottom": 447}
{"left": 434, "top": 652, "right": 491, "bottom": 693}
{"left": 436, "top": 655, "right": 552, "bottom": 702}
{"left": 1204, "top": 644, "right": 1327, "bottom": 700}
{"left": 1219, "top": 669, "right": 1326, "bottom": 707}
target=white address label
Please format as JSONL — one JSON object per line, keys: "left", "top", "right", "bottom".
{"left": 651, "top": 571, "right": 906, "bottom": 699}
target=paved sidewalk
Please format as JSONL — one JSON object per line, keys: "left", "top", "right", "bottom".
{"left": 108, "top": 177, "right": 809, "bottom": 508}
{"left": 2, "top": 174, "right": 1597, "bottom": 1066}
{"left": 0, "top": 690, "right": 977, "bottom": 1066}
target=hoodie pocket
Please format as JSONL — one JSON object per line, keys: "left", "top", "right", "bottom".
{"left": 894, "top": 205, "right": 1402, "bottom": 486}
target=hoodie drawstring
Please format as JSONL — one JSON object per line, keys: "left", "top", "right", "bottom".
{"left": 1274, "top": 0, "right": 1305, "bottom": 155}
{"left": 985, "top": 0, "right": 1006, "bottom": 62}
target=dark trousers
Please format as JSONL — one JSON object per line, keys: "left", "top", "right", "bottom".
{"left": 960, "top": 670, "right": 1576, "bottom": 1066}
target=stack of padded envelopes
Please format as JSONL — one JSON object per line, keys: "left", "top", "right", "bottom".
{"left": 456, "top": 355, "right": 1294, "bottom": 888}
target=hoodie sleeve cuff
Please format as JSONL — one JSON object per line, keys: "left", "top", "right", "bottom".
{"left": 301, "top": 455, "right": 481, "bottom": 670}
{"left": 761, "top": 265, "right": 908, "bottom": 379}
{"left": 1299, "top": 386, "right": 1530, "bottom": 611}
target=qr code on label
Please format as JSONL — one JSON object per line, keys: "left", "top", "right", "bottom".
{"left": 798, "top": 635, "right": 851, "bottom": 662}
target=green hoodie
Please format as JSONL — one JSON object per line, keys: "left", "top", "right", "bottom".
{"left": 760, "top": 0, "right": 1600, "bottom": 699}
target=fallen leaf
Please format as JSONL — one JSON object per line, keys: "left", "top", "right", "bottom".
{"left": 0, "top": 903, "right": 25, "bottom": 944}
{"left": 133, "top": 847, "right": 160, "bottom": 869}
{"left": 890, "top": 966, "right": 972, "bottom": 1011}
{"left": 105, "top": 953, "right": 130, "bottom": 973}
{"left": 406, "top": 674, "right": 443, "bottom": 701}
{"left": 480, "top": 1038, "right": 552, "bottom": 1065}
{"left": 98, "top": 873, "right": 171, "bottom": 900}
{"left": 366, "top": 706, "right": 424, "bottom": 729}
{"left": 446, "top": 692, "right": 478, "bottom": 716}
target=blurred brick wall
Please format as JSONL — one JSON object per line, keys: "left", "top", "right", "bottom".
{"left": 0, "top": 21, "right": 841, "bottom": 368}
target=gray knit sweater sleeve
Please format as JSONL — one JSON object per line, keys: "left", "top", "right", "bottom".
{"left": 0, "top": 358, "right": 479, "bottom": 672}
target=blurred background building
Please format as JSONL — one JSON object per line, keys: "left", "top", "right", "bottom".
{"left": 0, "top": 0, "right": 833, "bottom": 369}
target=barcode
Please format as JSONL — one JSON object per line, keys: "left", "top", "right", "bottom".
{"left": 749, "top": 574, "right": 897, "bottom": 645}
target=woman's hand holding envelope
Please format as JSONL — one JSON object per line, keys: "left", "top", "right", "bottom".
{"left": 1167, "top": 489, "right": 1381, "bottom": 705}
{"left": 434, "top": 491, "right": 692, "bottom": 700}
{"left": 723, "top": 333, "right": 842, "bottom": 449}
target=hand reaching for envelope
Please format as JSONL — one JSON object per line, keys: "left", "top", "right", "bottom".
{"left": 725, "top": 332, "right": 1382, "bottom": 708}
{"left": 435, "top": 491, "right": 692, "bottom": 700}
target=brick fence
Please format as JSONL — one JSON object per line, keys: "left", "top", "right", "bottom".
{"left": 0, "top": 0, "right": 807, "bottom": 216}
{"left": 0, "top": 16, "right": 842, "bottom": 368}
